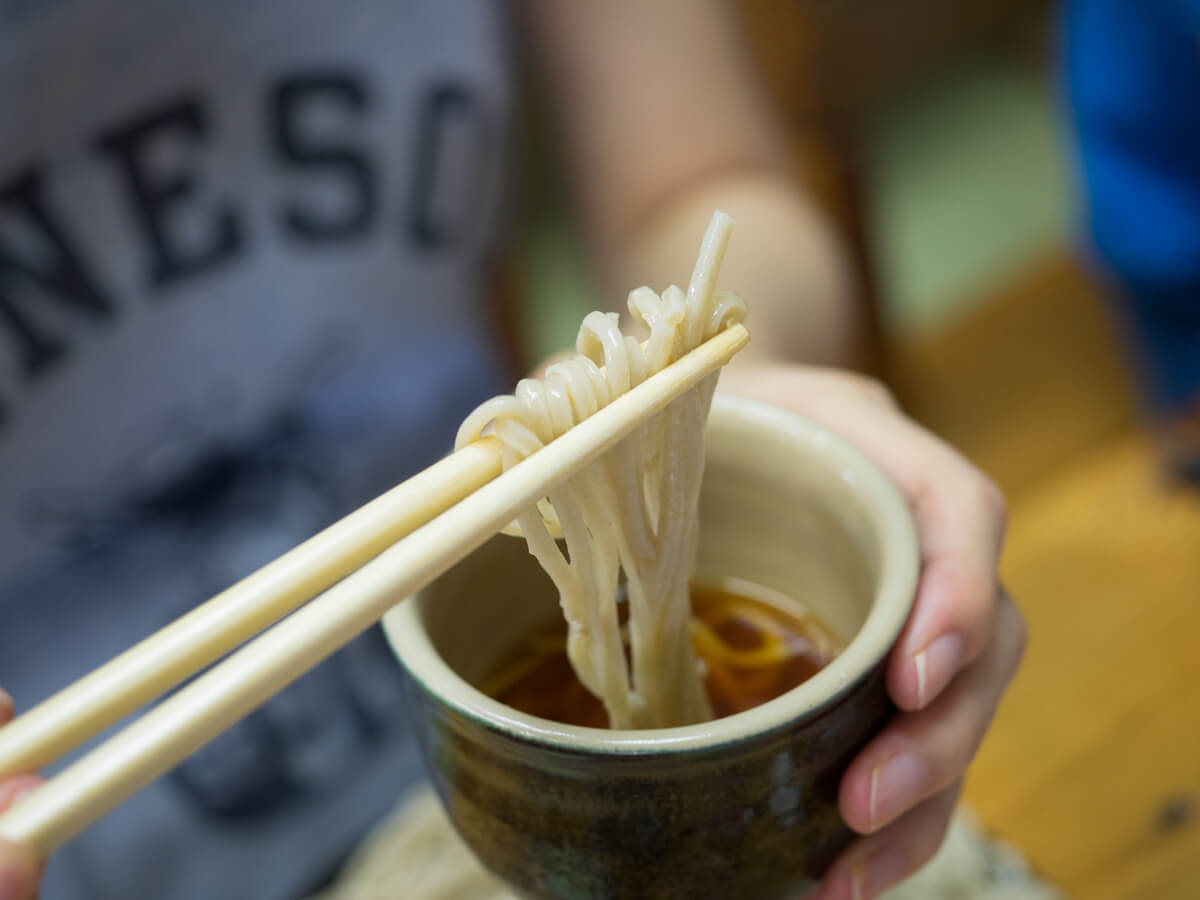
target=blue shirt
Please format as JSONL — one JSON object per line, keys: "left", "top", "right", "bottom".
{"left": 1063, "top": 0, "right": 1200, "bottom": 411}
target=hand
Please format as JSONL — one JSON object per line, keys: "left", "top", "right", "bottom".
{"left": 719, "top": 363, "right": 1026, "bottom": 899}
{"left": 0, "top": 689, "right": 43, "bottom": 900}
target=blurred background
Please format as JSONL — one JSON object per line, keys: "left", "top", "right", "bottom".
{"left": 515, "top": 2, "right": 1200, "bottom": 897}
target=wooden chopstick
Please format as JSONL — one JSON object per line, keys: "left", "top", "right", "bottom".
{"left": 0, "top": 323, "right": 748, "bottom": 854}
{"left": 0, "top": 439, "right": 504, "bottom": 778}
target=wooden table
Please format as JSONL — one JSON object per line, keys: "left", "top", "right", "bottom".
{"left": 890, "top": 252, "right": 1200, "bottom": 897}
{"left": 968, "top": 434, "right": 1200, "bottom": 898}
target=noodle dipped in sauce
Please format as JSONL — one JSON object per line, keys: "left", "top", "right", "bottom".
{"left": 455, "top": 210, "right": 745, "bottom": 729}
{"left": 479, "top": 579, "right": 842, "bottom": 729}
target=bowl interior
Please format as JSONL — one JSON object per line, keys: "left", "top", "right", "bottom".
{"left": 385, "top": 393, "right": 916, "bottom": 748}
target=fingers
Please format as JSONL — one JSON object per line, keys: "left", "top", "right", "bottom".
{"left": 802, "top": 384, "right": 1008, "bottom": 714}
{"left": 887, "top": 457, "right": 1007, "bottom": 712}
{"left": 717, "top": 365, "right": 1019, "bottom": 897}
{"left": 811, "top": 780, "right": 963, "bottom": 900}
{"left": 0, "top": 685, "right": 43, "bottom": 812}
{"left": 839, "top": 592, "right": 1025, "bottom": 835}
{"left": 0, "top": 836, "right": 37, "bottom": 900}
{"left": 0, "top": 778, "right": 42, "bottom": 814}
{"left": 786, "top": 368, "right": 1009, "bottom": 713}
{"left": 1, "top": 689, "right": 44, "bottom": 900}
{"left": 0, "top": 777, "right": 42, "bottom": 900}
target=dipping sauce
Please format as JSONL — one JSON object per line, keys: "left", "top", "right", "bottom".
{"left": 478, "top": 578, "right": 843, "bottom": 729}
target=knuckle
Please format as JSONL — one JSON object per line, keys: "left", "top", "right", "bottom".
{"left": 917, "top": 809, "right": 957, "bottom": 863}
{"left": 974, "top": 474, "right": 1008, "bottom": 532}
{"left": 898, "top": 783, "right": 963, "bottom": 874}
{"left": 977, "top": 593, "right": 1000, "bottom": 646}
{"left": 947, "top": 715, "right": 993, "bottom": 781}
{"left": 946, "top": 562, "right": 995, "bottom": 627}
{"left": 1006, "top": 598, "right": 1029, "bottom": 672}
{"left": 869, "top": 381, "right": 898, "bottom": 409}
{"left": 940, "top": 693, "right": 998, "bottom": 776}
{"left": 847, "top": 373, "right": 897, "bottom": 409}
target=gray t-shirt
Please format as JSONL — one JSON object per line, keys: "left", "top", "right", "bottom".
{"left": 0, "top": 2, "right": 512, "bottom": 897}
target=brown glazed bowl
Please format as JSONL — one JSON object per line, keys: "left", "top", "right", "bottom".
{"left": 383, "top": 394, "right": 918, "bottom": 899}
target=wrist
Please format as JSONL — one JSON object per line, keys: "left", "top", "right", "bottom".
{"left": 608, "top": 171, "right": 861, "bottom": 368}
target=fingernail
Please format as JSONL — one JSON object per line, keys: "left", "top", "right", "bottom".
{"left": 861, "top": 844, "right": 909, "bottom": 896}
{"left": 912, "top": 633, "right": 963, "bottom": 708}
{"left": 868, "top": 754, "right": 927, "bottom": 831}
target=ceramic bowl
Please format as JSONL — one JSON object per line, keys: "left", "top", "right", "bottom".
{"left": 383, "top": 394, "right": 918, "bottom": 899}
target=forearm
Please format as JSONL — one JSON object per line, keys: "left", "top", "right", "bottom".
{"left": 520, "top": 0, "right": 861, "bottom": 368}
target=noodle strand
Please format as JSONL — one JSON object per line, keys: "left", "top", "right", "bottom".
{"left": 454, "top": 211, "right": 745, "bottom": 728}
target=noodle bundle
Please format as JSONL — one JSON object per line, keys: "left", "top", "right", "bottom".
{"left": 454, "top": 211, "right": 745, "bottom": 728}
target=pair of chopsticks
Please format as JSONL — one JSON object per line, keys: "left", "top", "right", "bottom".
{"left": 0, "top": 323, "right": 749, "bottom": 855}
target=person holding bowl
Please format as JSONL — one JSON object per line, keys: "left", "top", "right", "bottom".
{"left": 0, "top": 3, "right": 1021, "bottom": 898}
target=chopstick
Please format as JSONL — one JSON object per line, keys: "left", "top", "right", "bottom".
{"left": 0, "top": 322, "right": 749, "bottom": 854}
{"left": 0, "top": 439, "right": 504, "bottom": 778}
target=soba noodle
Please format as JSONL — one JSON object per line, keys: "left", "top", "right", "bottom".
{"left": 454, "top": 210, "right": 745, "bottom": 729}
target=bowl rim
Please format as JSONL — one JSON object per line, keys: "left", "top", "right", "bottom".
{"left": 383, "top": 393, "right": 918, "bottom": 755}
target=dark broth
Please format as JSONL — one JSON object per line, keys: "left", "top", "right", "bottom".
{"left": 478, "top": 579, "right": 843, "bottom": 729}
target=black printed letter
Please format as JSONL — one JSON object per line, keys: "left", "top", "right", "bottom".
{"left": 270, "top": 71, "right": 376, "bottom": 243}
{"left": 407, "top": 82, "right": 483, "bottom": 250}
{"left": 95, "top": 94, "right": 242, "bottom": 289}
{"left": 0, "top": 166, "right": 113, "bottom": 379}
